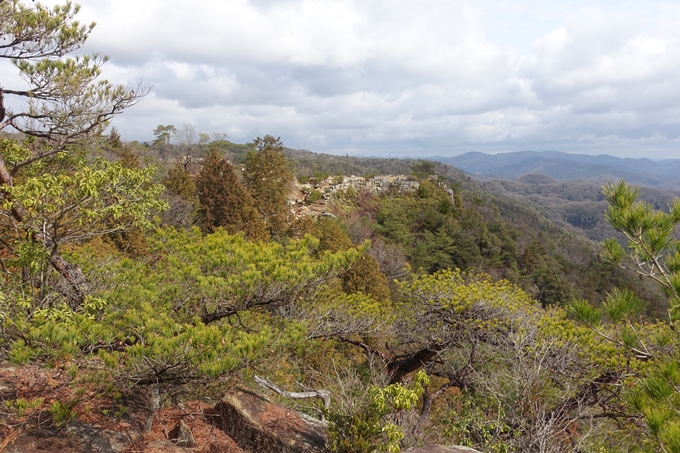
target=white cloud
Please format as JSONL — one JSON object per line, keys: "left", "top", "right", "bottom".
{"left": 16, "top": 0, "right": 680, "bottom": 158}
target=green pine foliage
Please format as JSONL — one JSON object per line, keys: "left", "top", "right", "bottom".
{"left": 568, "top": 180, "right": 680, "bottom": 453}
{"left": 312, "top": 217, "right": 391, "bottom": 302}
{"left": 372, "top": 179, "right": 524, "bottom": 280}
{"left": 3, "top": 227, "right": 366, "bottom": 392}
{"left": 601, "top": 180, "right": 680, "bottom": 317}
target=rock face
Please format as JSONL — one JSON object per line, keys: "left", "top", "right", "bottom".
{"left": 4, "top": 424, "right": 137, "bottom": 453}
{"left": 292, "top": 174, "right": 425, "bottom": 217}
{"left": 403, "top": 446, "right": 483, "bottom": 453}
{"left": 214, "top": 385, "right": 327, "bottom": 453}
{"left": 291, "top": 174, "right": 454, "bottom": 218}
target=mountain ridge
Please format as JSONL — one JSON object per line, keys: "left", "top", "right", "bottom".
{"left": 429, "top": 151, "right": 680, "bottom": 189}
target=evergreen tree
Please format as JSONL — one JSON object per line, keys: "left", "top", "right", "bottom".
{"left": 153, "top": 124, "right": 177, "bottom": 146}
{"left": 164, "top": 163, "right": 196, "bottom": 200}
{"left": 117, "top": 145, "right": 140, "bottom": 170}
{"left": 341, "top": 254, "right": 391, "bottom": 302}
{"left": 243, "top": 135, "right": 294, "bottom": 237}
{"left": 313, "top": 217, "right": 390, "bottom": 302}
{"left": 107, "top": 127, "right": 123, "bottom": 149}
{"left": 196, "top": 150, "right": 267, "bottom": 241}
{"left": 569, "top": 181, "right": 680, "bottom": 452}
{"left": 601, "top": 180, "right": 680, "bottom": 317}
{"left": 161, "top": 163, "right": 198, "bottom": 229}
{"left": 312, "top": 216, "right": 353, "bottom": 254}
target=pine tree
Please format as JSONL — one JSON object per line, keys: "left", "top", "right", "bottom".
{"left": 161, "top": 163, "right": 198, "bottom": 229}
{"left": 164, "top": 163, "right": 196, "bottom": 200}
{"left": 196, "top": 150, "right": 267, "bottom": 241}
{"left": 243, "top": 135, "right": 294, "bottom": 237}
{"left": 0, "top": 1, "right": 146, "bottom": 303}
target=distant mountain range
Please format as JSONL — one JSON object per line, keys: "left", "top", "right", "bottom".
{"left": 429, "top": 151, "right": 680, "bottom": 189}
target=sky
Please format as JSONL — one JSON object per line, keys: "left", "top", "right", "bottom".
{"left": 11, "top": 0, "right": 680, "bottom": 158}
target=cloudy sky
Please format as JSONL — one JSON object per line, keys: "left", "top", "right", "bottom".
{"left": 21, "top": 0, "right": 680, "bottom": 158}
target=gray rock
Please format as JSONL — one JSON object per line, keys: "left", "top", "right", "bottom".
{"left": 4, "top": 425, "right": 131, "bottom": 453}
{"left": 3, "top": 387, "right": 155, "bottom": 453}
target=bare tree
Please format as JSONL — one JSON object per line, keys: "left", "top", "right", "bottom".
{"left": 174, "top": 123, "right": 198, "bottom": 170}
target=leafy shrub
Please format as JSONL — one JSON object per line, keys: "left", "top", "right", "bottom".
{"left": 308, "top": 190, "right": 323, "bottom": 203}
{"left": 325, "top": 371, "right": 428, "bottom": 453}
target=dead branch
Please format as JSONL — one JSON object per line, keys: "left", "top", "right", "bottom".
{"left": 253, "top": 375, "right": 330, "bottom": 410}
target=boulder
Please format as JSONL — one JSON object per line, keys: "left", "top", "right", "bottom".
{"left": 169, "top": 419, "right": 197, "bottom": 448}
{"left": 214, "top": 385, "right": 327, "bottom": 453}
{"left": 3, "top": 425, "right": 132, "bottom": 453}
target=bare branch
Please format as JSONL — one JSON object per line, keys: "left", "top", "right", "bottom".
{"left": 254, "top": 375, "right": 331, "bottom": 410}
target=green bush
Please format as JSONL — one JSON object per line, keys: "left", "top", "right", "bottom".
{"left": 308, "top": 190, "right": 323, "bottom": 203}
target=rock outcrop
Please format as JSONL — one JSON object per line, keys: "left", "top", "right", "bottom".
{"left": 291, "top": 174, "right": 453, "bottom": 218}
{"left": 1, "top": 364, "right": 479, "bottom": 453}
{"left": 214, "top": 385, "right": 327, "bottom": 453}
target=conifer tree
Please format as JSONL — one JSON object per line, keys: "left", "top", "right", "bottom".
{"left": 160, "top": 162, "right": 199, "bottom": 229}
{"left": 243, "top": 135, "right": 294, "bottom": 237}
{"left": 601, "top": 180, "right": 680, "bottom": 317}
{"left": 117, "top": 145, "right": 140, "bottom": 170}
{"left": 164, "top": 163, "right": 196, "bottom": 200}
{"left": 341, "top": 254, "right": 391, "bottom": 302}
{"left": 313, "top": 217, "right": 390, "bottom": 301}
{"left": 196, "top": 150, "right": 267, "bottom": 241}
{"left": 569, "top": 181, "right": 680, "bottom": 451}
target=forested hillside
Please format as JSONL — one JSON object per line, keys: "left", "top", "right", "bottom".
{"left": 477, "top": 174, "right": 680, "bottom": 242}
{"left": 4, "top": 3, "right": 680, "bottom": 453}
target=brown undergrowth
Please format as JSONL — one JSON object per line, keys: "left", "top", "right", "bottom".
{"left": 0, "top": 363, "right": 244, "bottom": 453}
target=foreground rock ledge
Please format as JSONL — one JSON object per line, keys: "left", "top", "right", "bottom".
{"left": 214, "top": 385, "right": 327, "bottom": 453}
{"left": 1, "top": 362, "right": 483, "bottom": 453}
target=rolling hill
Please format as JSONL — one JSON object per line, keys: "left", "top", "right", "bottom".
{"left": 431, "top": 151, "right": 680, "bottom": 189}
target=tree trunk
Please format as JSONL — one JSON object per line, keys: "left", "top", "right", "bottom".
{"left": 49, "top": 251, "right": 89, "bottom": 307}
{"left": 388, "top": 343, "right": 449, "bottom": 384}
{"left": 0, "top": 89, "right": 5, "bottom": 124}
{"left": 413, "top": 380, "right": 456, "bottom": 435}
{"left": 0, "top": 154, "right": 88, "bottom": 307}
